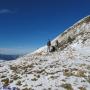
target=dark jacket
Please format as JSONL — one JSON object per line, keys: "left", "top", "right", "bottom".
{"left": 47, "top": 41, "right": 51, "bottom": 46}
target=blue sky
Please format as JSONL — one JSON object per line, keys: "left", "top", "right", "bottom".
{"left": 0, "top": 0, "right": 90, "bottom": 54}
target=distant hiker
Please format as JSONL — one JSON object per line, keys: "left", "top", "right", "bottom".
{"left": 68, "top": 36, "right": 72, "bottom": 43}
{"left": 56, "top": 40, "right": 59, "bottom": 47}
{"left": 47, "top": 39, "right": 51, "bottom": 52}
{"left": 55, "top": 40, "right": 59, "bottom": 49}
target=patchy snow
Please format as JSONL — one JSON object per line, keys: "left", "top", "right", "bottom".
{"left": 0, "top": 15, "right": 90, "bottom": 90}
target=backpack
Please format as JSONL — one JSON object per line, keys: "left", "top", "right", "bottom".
{"left": 50, "top": 46, "right": 56, "bottom": 52}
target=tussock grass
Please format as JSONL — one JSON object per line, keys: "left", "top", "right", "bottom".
{"left": 61, "top": 83, "right": 73, "bottom": 90}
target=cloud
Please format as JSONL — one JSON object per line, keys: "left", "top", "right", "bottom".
{"left": 0, "top": 48, "right": 20, "bottom": 55}
{"left": 0, "top": 48, "right": 14, "bottom": 51}
{"left": 0, "top": 48, "right": 29, "bottom": 55}
{"left": 0, "top": 9, "right": 13, "bottom": 14}
{"left": 0, "top": 48, "right": 15, "bottom": 53}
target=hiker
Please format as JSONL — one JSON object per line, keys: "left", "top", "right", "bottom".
{"left": 55, "top": 40, "right": 59, "bottom": 47}
{"left": 47, "top": 39, "right": 51, "bottom": 52}
{"left": 68, "top": 36, "right": 72, "bottom": 43}
{"left": 50, "top": 46, "right": 56, "bottom": 52}
{"left": 55, "top": 40, "right": 59, "bottom": 50}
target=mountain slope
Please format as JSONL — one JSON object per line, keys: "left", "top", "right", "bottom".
{"left": 31, "top": 15, "right": 90, "bottom": 54}
{"left": 0, "top": 15, "right": 90, "bottom": 90}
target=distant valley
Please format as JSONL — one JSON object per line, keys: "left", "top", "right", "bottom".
{"left": 0, "top": 54, "right": 22, "bottom": 60}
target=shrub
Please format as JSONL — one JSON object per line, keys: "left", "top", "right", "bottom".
{"left": 1, "top": 78, "right": 9, "bottom": 86}
{"left": 61, "top": 83, "right": 73, "bottom": 90}
{"left": 75, "top": 70, "right": 86, "bottom": 77}
{"left": 78, "top": 87, "right": 86, "bottom": 90}
{"left": 86, "top": 76, "right": 90, "bottom": 83}
{"left": 31, "top": 78, "right": 38, "bottom": 81}
{"left": 1, "top": 75, "right": 6, "bottom": 78}
{"left": 63, "top": 69, "right": 72, "bottom": 77}
{"left": 10, "top": 65, "right": 17, "bottom": 71}
{"left": 36, "top": 75, "right": 40, "bottom": 78}
{"left": 67, "top": 36, "right": 75, "bottom": 44}
{"left": 12, "top": 74, "right": 21, "bottom": 80}
{"left": 16, "top": 80, "right": 22, "bottom": 86}
{"left": 22, "top": 88, "right": 32, "bottom": 90}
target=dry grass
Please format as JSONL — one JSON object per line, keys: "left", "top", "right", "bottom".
{"left": 75, "top": 70, "right": 86, "bottom": 77}
{"left": 11, "top": 74, "right": 21, "bottom": 80}
{"left": 16, "top": 80, "right": 22, "bottom": 86}
{"left": 61, "top": 83, "right": 73, "bottom": 90}
{"left": 63, "top": 69, "right": 72, "bottom": 77}
{"left": 22, "top": 88, "right": 32, "bottom": 90}
{"left": 31, "top": 78, "right": 38, "bottom": 81}
{"left": 78, "top": 87, "right": 86, "bottom": 90}
{"left": 1, "top": 78, "right": 9, "bottom": 86}
{"left": 1, "top": 75, "right": 6, "bottom": 78}
{"left": 63, "top": 69, "right": 86, "bottom": 77}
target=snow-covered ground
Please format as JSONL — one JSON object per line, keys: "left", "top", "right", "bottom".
{"left": 0, "top": 16, "right": 90, "bottom": 90}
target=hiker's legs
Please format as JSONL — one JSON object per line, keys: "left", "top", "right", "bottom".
{"left": 47, "top": 46, "right": 50, "bottom": 52}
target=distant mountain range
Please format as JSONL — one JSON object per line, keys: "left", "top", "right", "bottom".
{"left": 0, "top": 54, "right": 21, "bottom": 60}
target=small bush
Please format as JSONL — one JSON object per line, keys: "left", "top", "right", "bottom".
{"left": 16, "top": 80, "right": 22, "bottom": 86}
{"left": 36, "top": 69, "right": 45, "bottom": 73}
{"left": 1, "top": 78, "right": 9, "bottom": 86}
{"left": 48, "top": 88, "right": 51, "bottom": 90}
{"left": 31, "top": 78, "right": 38, "bottom": 81}
{"left": 85, "top": 16, "right": 90, "bottom": 23}
{"left": 67, "top": 36, "right": 75, "bottom": 44}
{"left": 36, "top": 75, "right": 40, "bottom": 78}
{"left": 12, "top": 74, "right": 21, "bottom": 80}
{"left": 22, "top": 88, "right": 32, "bottom": 90}
{"left": 78, "top": 87, "right": 86, "bottom": 90}
{"left": 75, "top": 70, "right": 86, "bottom": 77}
{"left": 61, "top": 83, "right": 73, "bottom": 90}
{"left": 86, "top": 76, "right": 90, "bottom": 83}
{"left": 10, "top": 65, "right": 17, "bottom": 71}
{"left": 9, "top": 79, "right": 13, "bottom": 83}
{"left": 36, "top": 84, "right": 42, "bottom": 87}
{"left": 1, "top": 75, "right": 6, "bottom": 78}
{"left": 63, "top": 69, "right": 72, "bottom": 77}
{"left": 87, "top": 66, "right": 90, "bottom": 70}
{"left": 50, "top": 76, "right": 58, "bottom": 79}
